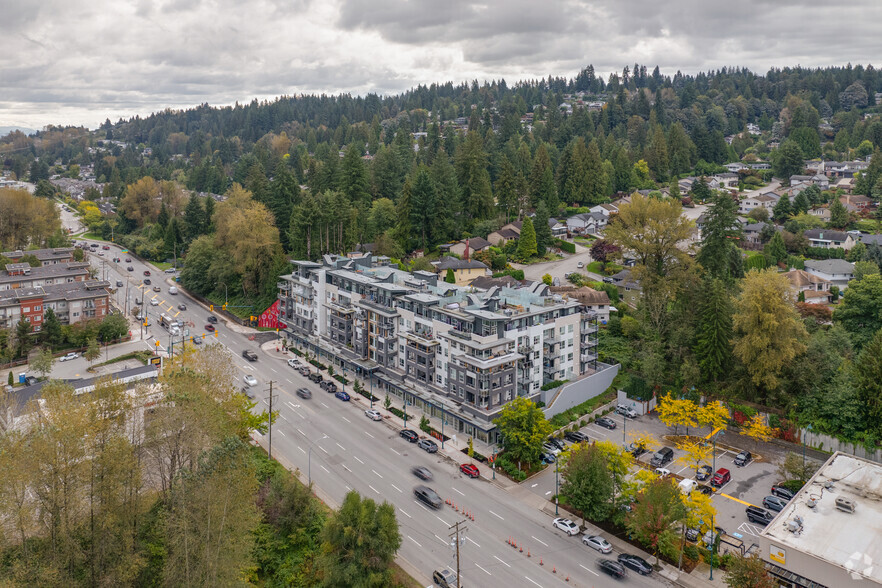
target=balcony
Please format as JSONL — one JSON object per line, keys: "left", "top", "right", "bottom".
{"left": 581, "top": 352, "right": 598, "bottom": 363}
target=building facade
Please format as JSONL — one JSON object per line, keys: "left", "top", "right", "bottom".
{"left": 278, "top": 254, "right": 615, "bottom": 442}
{"left": 0, "top": 280, "right": 111, "bottom": 331}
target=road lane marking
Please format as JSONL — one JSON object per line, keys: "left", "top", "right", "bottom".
{"left": 390, "top": 484, "right": 402, "bottom": 493}
{"left": 364, "top": 431, "right": 375, "bottom": 438}
{"left": 336, "top": 442, "right": 346, "bottom": 451}
{"left": 545, "top": 491, "right": 552, "bottom": 496}
{"left": 320, "top": 402, "right": 329, "bottom": 408}
{"left": 286, "top": 378, "right": 293, "bottom": 384}
{"left": 475, "top": 563, "right": 491, "bottom": 576}
{"left": 354, "top": 456, "right": 364, "bottom": 464}
{"left": 277, "top": 429, "right": 286, "bottom": 435}
{"left": 435, "top": 515, "right": 450, "bottom": 526}
{"left": 319, "top": 465, "right": 329, "bottom": 473}
{"left": 467, "top": 536, "right": 480, "bottom": 548}
{"left": 579, "top": 564, "right": 599, "bottom": 576}
{"left": 408, "top": 536, "right": 422, "bottom": 548}
{"left": 721, "top": 493, "right": 755, "bottom": 506}
{"left": 294, "top": 410, "right": 305, "bottom": 419}
{"left": 524, "top": 576, "right": 543, "bottom": 587}
{"left": 453, "top": 488, "right": 465, "bottom": 496}
{"left": 493, "top": 556, "right": 510, "bottom": 568}
{"left": 279, "top": 414, "right": 289, "bottom": 422}
{"left": 399, "top": 508, "right": 411, "bottom": 519}
{"left": 342, "top": 465, "right": 351, "bottom": 472}
{"left": 372, "top": 469, "right": 383, "bottom": 478}
{"left": 531, "top": 483, "right": 538, "bottom": 488}
{"left": 390, "top": 448, "right": 400, "bottom": 455}
{"left": 414, "top": 501, "right": 431, "bottom": 512}
{"left": 368, "top": 485, "right": 380, "bottom": 495}
{"left": 297, "top": 428, "right": 306, "bottom": 436}
{"left": 319, "top": 446, "right": 328, "bottom": 454}
{"left": 434, "top": 533, "right": 446, "bottom": 544}
{"left": 341, "top": 416, "right": 351, "bottom": 423}
{"left": 531, "top": 536, "right": 548, "bottom": 547}
{"left": 488, "top": 510, "right": 504, "bottom": 520}
{"left": 270, "top": 367, "right": 278, "bottom": 374}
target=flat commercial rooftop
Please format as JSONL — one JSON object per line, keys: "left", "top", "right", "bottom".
{"left": 761, "top": 452, "right": 882, "bottom": 584}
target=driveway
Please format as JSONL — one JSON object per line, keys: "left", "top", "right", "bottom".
{"left": 512, "top": 242, "right": 607, "bottom": 283}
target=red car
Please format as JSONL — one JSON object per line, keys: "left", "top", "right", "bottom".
{"left": 143, "top": 270, "right": 151, "bottom": 276}
{"left": 460, "top": 463, "right": 480, "bottom": 478}
{"left": 204, "top": 324, "right": 215, "bottom": 332}
{"left": 102, "top": 245, "right": 110, "bottom": 250}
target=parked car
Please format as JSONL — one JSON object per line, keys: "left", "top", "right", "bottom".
{"left": 150, "top": 299, "right": 159, "bottom": 306}
{"left": 59, "top": 352, "right": 79, "bottom": 362}
{"left": 564, "top": 430, "right": 589, "bottom": 443}
{"left": 734, "top": 450, "right": 753, "bottom": 467}
{"left": 116, "top": 280, "right": 123, "bottom": 287}
{"left": 746, "top": 505, "right": 775, "bottom": 526}
{"left": 576, "top": 261, "right": 584, "bottom": 268}
{"left": 25, "top": 376, "right": 38, "bottom": 386}
{"left": 771, "top": 484, "right": 796, "bottom": 500}
{"left": 595, "top": 416, "right": 617, "bottom": 429}
{"left": 617, "top": 553, "right": 652, "bottom": 575}
{"left": 547, "top": 437, "right": 566, "bottom": 451}
{"left": 295, "top": 387, "right": 311, "bottom": 399}
{"left": 542, "top": 442, "right": 561, "bottom": 456}
{"left": 628, "top": 442, "right": 647, "bottom": 458}
{"left": 298, "top": 367, "right": 311, "bottom": 377}
{"left": 678, "top": 478, "right": 698, "bottom": 494}
{"left": 164, "top": 268, "right": 176, "bottom": 273}
{"left": 460, "top": 463, "right": 480, "bottom": 478}
{"left": 696, "top": 484, "right": 714, "bottom": 495}
{"left": 552, "top": 517, "right": 580, "bottom": 536}
{"left": 432, "top": 568, "right": 457, "bottom": 588}
{"left": 418, "top": 438, "right": 438, "bottom": 453}
{"left": 582, "top": 534, "right": 612, "bottom": 553}
{"left": 597, "top": 559, "right": 627, "bottom": 579}
{"left": 655, "top": 468, "right": 672, "bottom": 478}
{"left": 615, "top": 404, "right": 638, "bottom": 418}
{"left": 242, "top": 350, "right": 258, "bottom": 362}
{"left": 308, "top": 372, "right": 323, "bottom": 383}
{"left": 413, "top": 485, "right": 442, "bottom": 509}
{"left": 399, "top": 429, "right": 419, "bottom": 443}
{"left": 650, "top": 447, "right": 674, "bottom": 467}
{"left": 364, "top": 409, "right": 382, "bottom": 421}
{"left": 763, "top": 495, "right": 788, "bottom": 512}
{"left": 540, "top": 452, "right": 556, "bottom": 464}
{"left": 685, "top": 527, "right": 700, "bottom": 542}
{"left": 696, "top": 465, "right": 713, "bottom": 481}
{"left": 102, "top": 245, "right": 110, "bottom": 250}
{"left": 411, "top": 466, "right": 432, "bottom": 481}
{"left": 206, "top": 315, "right": 218, "bottom": 323}
{"left": 335, "top": 391, "right": 350, "bottom": 401}
{"left": 287, "top": 358, "right": 301, "bottom": 368}
{"left": 125, "top": 258, "right": 131, "bottom": 262}
{"left": 152, "top": 286, "right": 161, "bottom": 292}
{"left": 243, "top": 375, "right": 258, "bottom": 387}
{"left": 711, "top": 468, "right": 731, "bottom": 488}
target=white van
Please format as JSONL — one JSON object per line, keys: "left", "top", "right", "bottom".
{"left": 168, "top": 287, "right": 178, "bottom": 295}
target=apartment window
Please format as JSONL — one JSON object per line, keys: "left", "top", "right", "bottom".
{"left": 559, "top": 326, "right": 565, "bottom": 335}
{"left": 533, "top": 336, "right": 539, "bottom": 345}
{"left": 568, "top": 353, "right": 573, "bottom": 361}
{"left": 568, "top": 324, "right": 574, "bottom": 333}
{"left": 73, "top": 312, "right": 79, "bottom": 317}
{"left": 23, "top": 306, "right": 29, "bottom": 312}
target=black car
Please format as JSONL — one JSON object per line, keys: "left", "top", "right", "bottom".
{"left": 412, "top": 466, "right": 433, "bottom": 481}
{"left": 685, "top": 527, "right": 700, "bottom": 542}
{"left": 763, "top": 495, "right": 788, "bottom": 512}
{"left": 696, "top": 484, "right": 714, "bottom": 495}
{"left": 650, "top": 447, "right": 674, "bottom": 467}
{"left": 418, "top": 438, "right": 438, "bottom": 453}
{"left": 628, "top": 442, "right": 647, "bottom": 458}
{"left": 597, "top": 559, "right": 627, "bottom": 579}
{"left": 178, "top": 303, "right": 187, "bottom": 311}
{"left": 696, "top": 465, "right": 713, "bottom": 481}
{"left": 547, "top": 437, "right": 566, "bottom": 451}
{"left": 399, "top": 429, "right": 419, "bottom": 442}
{"left": 413, "top": 485, "right": 442, "bottom": 509}
{"left": 771, "top": 484, "right": 796, "bottom": 500}
{"left": 143, "top": 278, "right": 151, "bottom": 285}
{"left": 746, "top": 505, "right": 775, "bottom": 526}
{"left": 734, "top": 450, "right": 752, "bottom": 467}
{"left": 242, "top": 349, "right": 258, "bottom": 361}
{"left": 206, "top": 315, "right": 218, "bottom": 323}
{"left": 296, "top": 388, "right": 312, "bottom": 399}
{"left": 595, "top": 416, "right": 617, "bottom": 429}
{"left": 127, "top": 266, "right": 134, "bottom": 271}
{"left": 617, "top": 553, "right": 652, "bottom": 575}
{"left": 564, "top": 431, "right": 589, "bottom": 443}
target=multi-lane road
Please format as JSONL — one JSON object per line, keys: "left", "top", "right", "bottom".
{"left": 73, "top": 238, "right": 671, "bottom": 588}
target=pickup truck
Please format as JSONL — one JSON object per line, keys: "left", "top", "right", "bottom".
{"left": 242, "top": 350, "right": 258, "bottom": 362}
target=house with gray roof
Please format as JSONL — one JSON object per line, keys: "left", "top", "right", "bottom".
{"left": 804, "top": 259, "right": 855, "bottom": 290}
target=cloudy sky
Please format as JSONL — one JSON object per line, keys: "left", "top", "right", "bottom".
{"left": 2, "top": 0, "right": 880, "bottom": 130}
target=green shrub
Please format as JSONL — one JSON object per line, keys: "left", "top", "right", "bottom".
{"left": 684, "top": 545, "right": 700, "bottom": 562}
{"left": 554, "top": 239, "right": 576, "bottom": 254}
{"left": 493, "top": 269, "right": 526, "bottom": 281}
{"left": 541, "top": 380, "right": 567, "bottom": 391}
{"left": 781, "top": 479, "right": 805, "bottom": 493}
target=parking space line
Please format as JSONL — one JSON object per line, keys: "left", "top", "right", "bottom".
{"left": 399, "top": 508, "right": 411, "bottom": 519}
{"left": 390, "top": 484, "right": 402, "bottom": 493}
{"left": 354, "top": 456, "right": 364, "bottom": 464}
{"left": 719, "top": 493, "right": 754, "bottom": 507}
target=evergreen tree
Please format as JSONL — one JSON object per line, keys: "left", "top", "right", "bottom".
{"left": 668, "top": 122, "right": 696, "bottom": 176}
{"left": 529, "top": 144, "right": 557, "bottom": 212}
{"left": 854, "top": 328, "right": 882, "bottom": 438}
{"left": 495, "top": 158, "right": 520, "bottom": 221}
{"left": 695, "top": 278, "right": 733, "bottom": 382}
{"left": 773, "top": 140, "right": 805, "bottom": 182}
{"left": 584, "top": 140, "right": 606, "bottom": 205}
{"left": 646, "top": 126, "right": 670, "bottom": 181}
{"left": 183, "top": 194, "right": 207, "bottom": 243}
{"left": 42, "top": 307, "right": 63, "bottom": 348}
{"left": 560, "top": 137, "right": 589, "bottom": 204}
{"left": 245, "top": 161, "right": 270, "bottom": 203}
{"left": 338, "top": 144, "right": 371, "bottom": 208}
{"left": 772, "top": 195, "right": 792, "bottom": 222}
{"left": 765, "top": 231, "right": 788, "bottom": 265}
{"left": 533, "top": 202, "right": 554, "bottom": 254}
{"left": 829, "top": 197, "right": 850, "bottom": 228}
{"left": 696, "top": 191, "right": 743, "bottom": 281}
{"left": 792, "top": 191, "right": 810, "bottom": 214}
{"left": 402, "top": 166, "right": 439, "bottom": 250}
{"left": 203, "top": 196, "right": 215, "bottom": 231}
{"left": 691, "top": 177, "right": 712, "bottom": 201}
{"left": 455, "top": 132, "right": 494, "bottom": 226}
{"left": 430, "top": 150, "right": 459, "bottom": 240}
{"left": 613, "top": 149, "right": 632, "bottom": 193}
{"left": 269, "top": 161, "right": 300, "bottom": 249}
{"left": 156, "top": 202, "right": 169, "bottom": 230}
{"left": 445, "top": 268, "right": 456, "bottom": 284}
{"left": 516, "top": 216, "right": 538, "bottom": 260}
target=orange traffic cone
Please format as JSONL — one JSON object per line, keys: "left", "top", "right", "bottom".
{"left": 539, "top": 558, "right": 544, "bottom": 566}
{"left": 553, "top": 567, "right": 557, "bottom": 574}
{"left": 527, "top": 550, "right": 531, "bottom": 558}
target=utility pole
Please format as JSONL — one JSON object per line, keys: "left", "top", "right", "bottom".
{"left": 265, "top": 381, "right": 277, "bottom": 459}
{"left": 448, "top": 519, "right": 468, "bottom": 588}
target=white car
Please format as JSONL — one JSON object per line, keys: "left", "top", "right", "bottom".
{"left": 655, "top": 467, "right": 672, "bottom": 478}
{"left": 364, "top": 409, "right": 382, "bottom": 421}
{"left": 582, "top": 534, "right": 612, "bottom": 553}
{"left": 287, "top": 358, "right": 301, "bottom": 368}
{"left": 243, "top": 375, "right": 258, "bottom": 387}
{"left": 150, "top": 299, "right": 159, "bottom": 306}
{"left": 576, "top": 261, "right": 584, "bottom": 268}
{"left": 168, "top": 287, "right": 178, "bottom": 295}
{"left": 552, "top": 517, "right": 580, "bottom": 536}
{"left": 679, "top": 478, "right": 698, "bottom": 495}
{"left": 59, "top": 352, "right": 79, "bottom": 362}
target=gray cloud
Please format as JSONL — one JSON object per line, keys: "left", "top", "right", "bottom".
{"left": 0, "top": 0, "right": 880, "bottom": 129}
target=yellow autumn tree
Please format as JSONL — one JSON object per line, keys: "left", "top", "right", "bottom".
{"left": 696, "top": 401, "right": 729, "bottom": 432}
{"left": 682, "top": 490, "right": 717, "bottom": 535}
{"left": 656, "top": 395, "right": 698, "bottom": 436}
{"left": 676, "top": 440, "right": 714, "bottom": 476}
{"left": 744, "top": 414, "right": 773, "bottom": 450}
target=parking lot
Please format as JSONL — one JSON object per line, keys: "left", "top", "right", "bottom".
{"left": 525, "top": 408, "right": 814, "bottom": 543}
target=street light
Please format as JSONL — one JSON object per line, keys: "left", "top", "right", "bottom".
{"left": 555, "top": 460, "right": 560, "bottom": 515}
{"left": 370, "top": 372, "right": 374, "bottom": 409}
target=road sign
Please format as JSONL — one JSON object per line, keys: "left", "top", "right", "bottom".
{"left": 150, "top": 356, "right": 162, "bottom": 366}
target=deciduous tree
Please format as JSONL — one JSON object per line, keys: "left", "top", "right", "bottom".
{"left": 560, "top": 443, "right": 615, "bottom": 524}
{"left": 724, "top": 553, "right": 777, "bottom": 588}
{"left": 833, "top": 273, "right": 882, "bottom": 347}
{"left": 626, "top": 479, "right": 687, "bottom": 563}
{"left": 493, "top": 396, "right": 552, "bottom": 468}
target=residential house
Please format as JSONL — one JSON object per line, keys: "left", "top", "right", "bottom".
{"left": 609, "top": 269, "right": 641, "bottom": 307}
{"left": 785, "top": 269, "right": 831, "bottom": 303}
{"left": 2, "top": 247, "right": 76, "bottom": 266}
{"left": 833, "top": 177, "right": 855, "bottom": 193}
{"left": 449, "top": 237, "right": 491, "bottom": 258}
{"left": 711, "top": 173, "right": 740, "bottom": 189}
{"left": 804, "top": 259, "right": 855, "bottom": 290}
{"left": 566, "top": 212, "right": 607, "bottom": 234}
{"left": 550, "top": 286, "right": 611, "bottom": 322}
{"left": 840, "top": 194, "right": 873, "bottom": 210}
{"left": 487, "top": 227, "right": 520, "bottom": 246}
{"left": 433, "top": 257, "right": 490, "bottom": 286}
{"left": 589, "top": 203, "right": 619, "bottom": 217}
{"left": 809, "top": 207, "right": 832, "bottom": 222}
{"left": 790, "top": 174, "right": 829, "bottom": 190}
{"left": 803, "top": 229, "right": 856, "bottom": 251}
{"left": 0, "top": 262, "right": 91, "bottom": 290}
{"left": 548, "top": 218, "right": 568, "bottom": 238}
{"left": 861, "top": 234, "right": 882, "bottom": 247}
{"left": 743, "top": 222, "right": 771, "bottom": 245}
{"left": 725, "top": 162, "right": 747, "bottom": 173}
{"left": 739, "top": 193, "right": 778, "bottom": 214}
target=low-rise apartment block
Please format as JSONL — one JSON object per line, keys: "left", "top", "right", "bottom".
{"left": 0, "top": 280, "right": 111, "bottom": 331}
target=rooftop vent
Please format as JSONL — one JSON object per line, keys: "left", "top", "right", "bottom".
{"left": 835, "top": 497, "right": 856, "bottom": 513}
{"left": 786, "top": 520, "right": 802, "bottom": 534}
{"left": 807, "top": 497, "right": 818, "bottom": 508}
{"left": 824, "top": 481, "right": 835, "bottom": 490}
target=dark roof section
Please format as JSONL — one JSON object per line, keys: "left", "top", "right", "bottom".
{"left": 434, "top": 257, "right": 489, "bottom": 271}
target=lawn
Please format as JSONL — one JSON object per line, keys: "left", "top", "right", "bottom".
{"left": 152, "top": 261, "right": 174, "bottom": 270}
{"left": 585, "top": 261, "right": 623, "bottom": 274}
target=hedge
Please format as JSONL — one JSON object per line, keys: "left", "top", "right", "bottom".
{"left": 493, "top": 269, "right": 525, "bottom": 280}
{"left": 806, "top": 246, "right": 846, "bottom": 260}
{"left": 541, "top": 380, "right": 567, "bottom": 391}
{"left": 554, "top": 239, "right": 576, "bottom": 254}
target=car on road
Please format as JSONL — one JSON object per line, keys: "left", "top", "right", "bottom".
{"left": 696, "top": 465, "right": 713, "bottom": 481}
{"left": 243, "top": 375, "right": 258, "bottom": 387}
{"left": 150, "top": 299, "right": 159, "bottom": 306}
{"left": 399, "top": 429, "right": 419, "bottom": 443}
{"left": 418, "top": 438, "right": 438, "bottom": 453}
{"left": 734, "top": 450, "right": 753, "bottom": 467}
{"left": 168, "top": 287, "right": 178, "bottom": 295}
{"left": 771, "top": 484, "right": 796, "bottom": 500}
{"left": 564, "top": 430, "right": 589, "bottom": 443}
{"left": 192, "top": 336, "right": 203, "bottom": 345}
{"left": 763, "top": 495, "right": 788, "bottom": 512}
{"left": 102, "top": 245, "right": 110, "bottom": 250}
{"left": 143, "top": 270, "right": 151, "bottom": 276}
{"left": 143, "top": 278, "right": 151, "bottom": 285}
{"left": 125, "top": 258, "right": 131, "bottom": 262}
{"left": 711, "top": 468, "right": 731, "bottom": 488}
{"left": 615, "top": 404, "right": 638, "bottom": 418}
{"left": 650, "top": 447, "right": 674, "bottom": 467}
{"left": 595, "top": 416, "right": 617, "bottom": 429}
{"left": 618, "top": 553, "right": 652, "bottom": 575}
{"left": 127, "top": 266, "right": 134, "bottom": 271}
{"left": 59, "top": 352, "right": 79, "bottom": 362}
{"left": 178, "top": 303, "right": 187, "bottom": 310}
{"left": 432, "top": 568, "right": 457, "bottom": 588}
{"left": 296, "top": 388, "right": 311, "bottom": 399}
{"left": 597, "top": 559, "right": 627, "bottom": 579}
{"left": 552, "top": 517, "right": 580, "bottom": 536}
{"left": 746, "top": 505, "right": 775, "bottom": 526}
{"left": 116, "top": 280, "right": 123, "bottom": 287}
{"left": 334, "top": 390, "right": 350, "bottom": 401}
{"left": 576, "top": 261, "right": 584, "bottom": 268}
{"left": 298, "top": 367, "right": 311, "bottom": 377}
{"left": 112, "top": 257, "right": 120, "bottom": 262}
{"left": 206, "top": 315, "right": 218, "bottom": 323}
{"left": 164, "top": 268, "right": 176, "bottom": 273}
{"left": 582, "top": 534, "right": 612, "bottom": 553}
{"left": 97, "top": 251, "right": 104, "bottom": 256}
{"left": 460, "top": 463, "right": 480, "bottom": 478}
{"left": 412, "top": 466, "right": 433, "bottom": 481}
{"left": 242, "top": 349, "right": 258, "bottom": 361}
{"left": 287, "top": 358, "right": 301, "bottom": 368}
{"left": 547, "top": 437, "right": 566, "bottom": 451}
{"left": 365, "top": 409, "right": 382, "bottom": 421}
{"left": 413, "top": 485, "right": 442, "bottom": 509}
{"left": 205, "top": 324, "right": 215, "bottom": 332}
{"left": 152, "top": 286, "right": 160, "bottom": 292}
